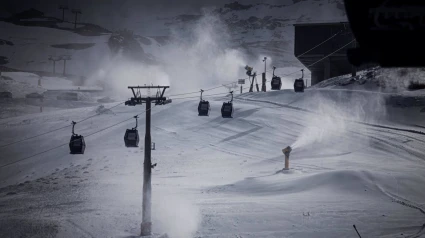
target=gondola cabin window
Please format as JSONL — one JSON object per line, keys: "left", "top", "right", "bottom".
{"left": 128, "top": 132, "right": 137, "bottom": 140}
{"left": 201, "top": 104, "right": 209, "bottom": 110}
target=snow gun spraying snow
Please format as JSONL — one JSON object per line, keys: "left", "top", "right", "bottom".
{"left": 245, "top": 65, "right": 253, "bottom": 76}
{"left": 282, "top": 146, "right": 292, "bottom": 170}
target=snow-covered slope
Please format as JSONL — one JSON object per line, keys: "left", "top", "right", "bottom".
{"left": 0, "top": 83, "right": 424, "bottom": 237}
{"left": 0, "top": 0, "right": 346, "bottom": 84}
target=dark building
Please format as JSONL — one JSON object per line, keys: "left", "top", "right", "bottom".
{"left": 294, "top": 22, "right": 361, "bottom": 85}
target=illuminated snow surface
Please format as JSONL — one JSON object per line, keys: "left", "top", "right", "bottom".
{"left": 1, "top": 70, "right": 425, "bottom": 238}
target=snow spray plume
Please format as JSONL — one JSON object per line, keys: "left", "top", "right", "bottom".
{"left": 87, "top": 54, "right": 171, "bottom": 99}
{"left": 291, "top": 91, "right": 387, "bottom": 150}
{"left": 152, "top": 191, "right": 200, "bottom": 238}
{"left": 88, "top": 12, "right": 247, "bottom": 97}
{"left": 150, "top": 11, "right": 247, "bottom": 95}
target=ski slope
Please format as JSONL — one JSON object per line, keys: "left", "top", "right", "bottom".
{"left": 0, "top": 83, "right": 424, "bottom": 238}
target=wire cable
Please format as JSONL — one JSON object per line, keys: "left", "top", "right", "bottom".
{"left": 0, "top": 31, "right": 354, "bottom": 149}
{"left": 296, "top": 30, "right": 343, "bottom": 58}
{"left": 0, "top": 101, "right": 125, "bottom": 148}
{"left": 166, "top": 30, "right": 347, "bottom": 98}
{"left": 274, "top": 39, "right": 356, "bottom": 79}
{"left": 166, "top": 81, "right": 239, "bottom": 97}
{"left": 0, "top": 105, "right": 156, "bottom": 168}
{"left": 170, "top": 91, "right": 232, "bottom": 100}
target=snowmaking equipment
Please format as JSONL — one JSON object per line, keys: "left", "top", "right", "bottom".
{"left": 245, "top": 65, "right": 259, "bottom": 92}
{"left": 282, "top": 146, "right": 292, "bottom": 170}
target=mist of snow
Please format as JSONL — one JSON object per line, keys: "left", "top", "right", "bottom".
{"left": 88, "top": 12, "right": 248, "bottom": 98}
{"left": 152, "top": 191, "right": 200, "bottom": 238}
{"left": 291, "top": 92, "right": 387, "bottom": 150}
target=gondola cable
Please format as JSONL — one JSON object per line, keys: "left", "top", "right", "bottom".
{"left": 0, "top": 101, "right": 125, "bottom": 148}
{"left": 0, "top": 106, "right": 157, "bottom": 168}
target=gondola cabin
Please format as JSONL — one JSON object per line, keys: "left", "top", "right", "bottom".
{"left": 124, "top": 116, "right": 140, "bottom": 147}
{"left": 69, "top": 134, "right": 85, "bottom": 154}
{"left": 271, "top": 76, "right": 282, "bottom": 90}
{"left": 69, "top": 121, "right": 85, "bottom": 154}
{"left": 198, "top": 100, "right": 210, "bottom": 116}
{"left": 294, "top": 69, "right": 305, "bottom": 92}
{"left": 270, "top": 66, "right": 282, "bottom": 90}
{"left": 294, "top": 79, "right": 305, "bottom": 92}
{"left": 124, "top": 129, "right": 139, "bottom": 147}
{"left": 221, "top": 102, "right": 233, "bottom": 118}
{"left": 221, "top": 91, "right": 234, "bottom": 118}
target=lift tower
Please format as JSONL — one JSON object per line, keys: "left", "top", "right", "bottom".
{"left": 126, "top": 86, "right": 170, "bottom": 236}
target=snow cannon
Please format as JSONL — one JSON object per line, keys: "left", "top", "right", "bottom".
{"left": 282, "top": 146, "right": 292, "bottom": 170}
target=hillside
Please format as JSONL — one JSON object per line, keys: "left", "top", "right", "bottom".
{"left": 1, "top": 76, "right": 425, "bottom": 237}
{"left": 0, "top": 1, "right": 346, "bottom": 92}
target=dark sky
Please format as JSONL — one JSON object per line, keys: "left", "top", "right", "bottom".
{"left": 1, "top": 0, "right": 287, "bottom": 35}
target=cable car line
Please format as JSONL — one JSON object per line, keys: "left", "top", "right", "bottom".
{"left": 166, "top": 81, "right": 239, "bottom": 97}
{"left": 150, "top": 30, "right": 348, "bottom": 99}
{"left": 0, "top": 106, "right": 156, "bottom": 169}
{"left": 263, "top": 39, "right": 356, "bottom": 87}
{"left": 0, "top": 34, "right": 354, "bottom": 151}
{"left": 0, "top": 101, "right": 125, "bottom": 148}
{"left": 296, "top": 30, "right": 343, "bottom": 58}
{"left": 170, "top": 91, "right": 231, "bottom": 100}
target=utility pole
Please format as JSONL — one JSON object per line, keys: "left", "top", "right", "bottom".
{"left": 48, "top": 56, "right": 61, "bottom": 74}
{"left": 71, "top": 9, "right": 82, "bottom": 29}
{"left": 58, "top": 5, "right": 68, "bottom": 22}
{"left": 60, "top": 55, "right": 71, "bottom": 76}
{"left": 262, "top": 57, "right": 267, "bottom": 92}
{"left": 238, "top": 79, "right": 245, "bottom": 94}
{"left": 255, "top": 74, "right": 260, "bottom": 92}
{"left": 126, "top": 86, "right": 171, "bottom": 237}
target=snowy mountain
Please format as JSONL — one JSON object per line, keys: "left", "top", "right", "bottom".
{"left": 0, "top": 0, "right": 346, "bottom": 95}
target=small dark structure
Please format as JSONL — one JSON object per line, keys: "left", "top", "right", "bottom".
{"left": 0, "top": 91, "right": 12, "bottom": 98}
{"left": 270, "top": 66, "right": 282, "bottom": 90}
{"left": 124, "top": 116, "right": 140, "bottom": 147}
{"left": 25, "top": 92, "right": 44, "bottom": 99}
{"left": 221, "top": 91, "right": 234, "bottom": 118}
{"left": 294, "top": 22, "right": 361, "bottom": 85}
{"left": 294, "top": 69, "right": 305, "bottom": 92}
{"left": 69, "top": 121, "right": 85, "bottom": 154}
{"left": 198, "top": 89, "right": 210, "bottom": 116}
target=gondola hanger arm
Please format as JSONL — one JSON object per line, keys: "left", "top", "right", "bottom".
{"left": 71, "top": 121, "right": 76, "bottom": 135}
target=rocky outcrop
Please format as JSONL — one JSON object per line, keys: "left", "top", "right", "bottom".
{"left": 108, "top": 29, "right": 155, "bottom": 64}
